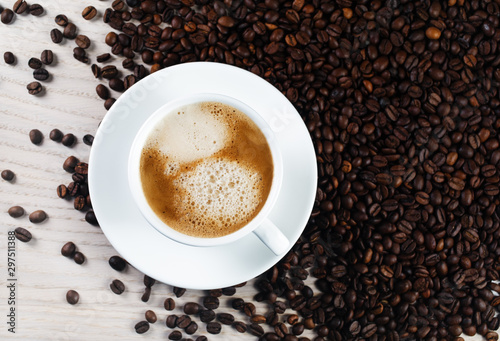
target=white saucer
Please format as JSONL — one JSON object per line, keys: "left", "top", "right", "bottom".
{"left": 88, "top": 62, "right": 317, "bottom": 289}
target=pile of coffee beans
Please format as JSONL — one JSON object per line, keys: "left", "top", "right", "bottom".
{"left": 90, "top": 0, "right": 500, "bottom": 340}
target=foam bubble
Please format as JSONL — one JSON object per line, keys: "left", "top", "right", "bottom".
{"left": 146, "top": 102, "right": 228, "bottom": 164}
{"left": 171, "top": 158, "right": 265, "bottom": 237}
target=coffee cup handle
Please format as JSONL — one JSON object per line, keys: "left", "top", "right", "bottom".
{"left": 253, "top": 219, "right": 289, "bottom": 256}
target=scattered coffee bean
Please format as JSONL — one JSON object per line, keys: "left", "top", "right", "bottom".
{"left": 110, "top": 279, "right": 125, "bottom": 295}
{"left": 82, "top": 6, "right": 97, "bottom": 20}
{"left": 168, "top": 330, "right": 182, "bottom": 340}
{"left": 104, "top": 98, "right": 115, "bottom": 110}
{"left": 63, "top": 23, "right": 77, "bottom": 39}
{"left": 195, "top": 337, "right": 207, "bottom": 341}
{"left": 183, "top": 302, "right": 200, "bottom": 315}
{"left": 28, "top": 57, "right": 42, "bottom": 70}
{"left": 96, "top": 53, "right": 111, "bottom": 63}
{"left": 73, "top": 47, "right": 88, "bottom": 63}
{"left": 14, "top": 227, "right": 32, "bottom": 242}
{"left": 231, "top": 298, "right": 245, "bottom": 310}
{"left": 40, "top": 50, "right": 53, "bottom": 65}
{"left": 244, "top": 302, "right": 256, "bottom": 316}
{"left": 49, "top": 129, "right": 63, "bottom": 142}
{"left": 1, "top": 8, "right": 14, "bottom": 24}
{"left": 66, "top": 290, "right": 79, "bottom": 305}
{"left": 4, "top": 51, "right": 15, "bottom": 64}
{"left": 50, "top": 28, "right": 63, "bottom": 43}
{"left": 73, "top": 251, "right": 85, "bottom": 265}
{"left": 166, "top": 315, "right": 177, "bottom": 328}
{"left": 233, "top": 321, "right": 247, "bottom": 333}
{"left": 13, "top": 0, "right": 28, "bottom": 14}
{"left": 91, "top": 64, "right": 101, "bottom": 78}
{"left": 27, "top": 81, "right": 42, "bottom": 95}
{"left": 61, "top": 133, "right": 76, "bottom": 147}
{"left": 101, "top": 65, "right": 118, "bottom": 79}
{"left": 203, "top": 296, "right": 219, "bottom": 310}
{"left": 29, "top": 4, "right": 44, "bottom": 16}
{"left": 8, "top": 206, "right": 24, "bottom": 218}
{"left": 199, "top": 309, "right": 215, "bottom": 323}
{"left": 33, "top": 68, "right": 49, "bottom": 81}
{"left": 222, "top": 286, "right": 236, "bottom": 296}
{"left": 145, "top": 310, "right": 156, "bottom": 323}
{"left": 185, "top": 321, "right": 198, "bottom": 335}
{"left": 109, "top": 255, "right": 127, "bottom": 271}
{"left": 109, "top": 78, "right": 124, "bottom": 92}
{"left": 54, "top": 14, "right": 68, "bottom": 26}
{"left": 134, "top": 321, "right": 149, "bottom": 334}
{"left": 75, "top": 35, "right": 91, "bottom": 49}
{"left": 61, "top": 242, "right": 76, "bottom": 257}
{"left": 63, "top": 156, "right": 79, "bottom": 173}
{"left": 164, "top": 297, "right": 175, "bottom": 310}
{"left": 206, "top": 321, "right": 221, "bottom": 334}
{"left": 29, "top": 129, "right": 43, "bottom": 145}
{"left": 143, "top": 275, "right": 155, "bottom": 287}
{"left": 1, "top": 170, "right": 15, "bottom": 181}
{"left": 96, "top": 84, "right": 110, "bottom": 100}
{"left": 217, "top": 312, "right": 235, "bottom": 325}
{"left": 248, "top": 323, "right": 265, "bottom": 337}
{"left": 173, "top": 287, "right": 186, "bottom": 297}
{"left": 176, "top": 315, "right": 191, "bottom": 329}
{"left": 83, "top": 134, "right": 94, "bottom": 146}
{"left": 141, "top": 287, "right": 151, "bottom": 302}
{"left": 85, "top": 210, "right": 98, "bottom": 226}
{"left": 28, "top": 210, "right": 46, "bottom": 223}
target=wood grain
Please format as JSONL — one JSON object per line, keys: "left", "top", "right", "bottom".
{"left": 0, "top": 1, "right": 484, "bottom": 340}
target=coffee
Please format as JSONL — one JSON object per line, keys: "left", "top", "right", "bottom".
{"left": 139, "top": 101, "right": 273, "bottom": 238}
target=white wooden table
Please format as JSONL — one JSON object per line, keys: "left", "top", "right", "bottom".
{"left": 0, "top": 1, "right": 485, "bottom": 340}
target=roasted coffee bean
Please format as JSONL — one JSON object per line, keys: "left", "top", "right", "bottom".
{"left": 40, "top": 50, "right": 53, "bottom": 65}
{"left": 218, "top": 313, "right": 235, "bottom": 325}
{"left": 185, "top": 321, "right": 198, "bottom": 335}
{"left": 14, "top": 227, "right": 32, "bottom": 242}
{"left": 109, "top": 255, "right": 127, "bottom": 271}
{"left": 82, "top": 6, "right": 97, "bottom": 20}
{"left": 96, "top": 84, "right": 110, "bottom": 100}
{"left": 203, "top": 296, "right": 219, "bottom": 309}
{"left": 166, "top": 315, "right": 177, "bottom": 328}
{"left": 63, "top": 23, "right": 77, "bottom": 39}
{"left": 73, "top": 47, "right": 88, "bottom": 63}
{"left": 75, "top": 35, "right": 91, "bottom": 49}
{"left": 96, "top": 53, "right": 111, "bottom": 63}
{"left": 91, "top": 64, "right": 101, "bottom": 78}
{"left": 73, "top": 251, "right": 85, "bottom": 264}
{"left": 195, "top": 337, "right": 207, "bottom": 341}
{"left": 33, "top": 68, "right": 49, "bottom": 81}
{"left": 54, "top": 14, "right": 68, "bottom": 26}
{"left": 145, "top": 310, "right": 156, "bottom": 323}
{"left": 4, "top": 51, "right": 15, "bottom": 64}
{"left": 61, "top": 242, "right": 76, "bottom": 257}
{"left": 141, "top": 287, "right": 151, "bottom": 302}
{"left": 83, "top": 134, "right": 94, "bottom": 146}
{"left": 176, "top": 315, "right": 191, "bottom": 328}
{"left": 134, "top": 321, "right": 149, "bottom": 334}
{"left": 27, "top": 81, "right": 42, "bottom": 95}
{"left": 206, "top": 321, "right": 221, "bottom": 334}
{"left": 29, "top": 4, "right": 44, "bottom": 16}
{"left": 63, "top": 156, "right": 79, "bottom": 173}
{"left": 61, "top": 133, "right": 76, "bottom": 147}
{"left": 13, "top": 0, "right": 28, "bottom": 14}
{"left": 50, "top": 29, "right": 63, "bottom": 43}
{"left": 164, "top": 297, "right": 175, "bottom": 310}
{"left": 48, "top": 129, "right": 63, "bottom": 142}
{"left": 244, "top": 302, "right": 256, "bottom": 316}
{"left": 109, "top": 78, "right": 124, "bottom": 92}
{"left": 248, "top": 323, "right": 265, "bottom": 337}
{"left": 66, "top": 290, "right": 79, "bottom": 305}
{"left": 168, "top": 330, "right": 182, "bottom": 340}
{"left": 85, "top": 210, "right": 98, "bottom": 226}
{"left": 199, "top": 309, "right": 215, "bottom": 323}
{"left": 29, "top": 129, "right": 43, "bottom": 145}
{"left": 110, "top": 279, "right": 125, "bottom": 294}
{"left": 143, "top": 275, "right": 155, "bottom": 288}
{"left": 233, "top": 321, "right": 247, "bottom": 333}
{"left": 173, "top": 287, "right": 186, "bottom": 297}
{"left": 184, "top": 302, "right": 200, "bottom": 315}
{"left": 8, "top": 206, "right": 24, "bottom": 218}
{"left": 1, "top": 9, "right": 14, "bottom": 24}
{"left": 29, "top": 210, "right": 47, "bottom": 223}
{"left": 232, "top": 298, "right": 245, "bottom": 310}
{"left": 101, "top": 65, "right": 118, "bottom": 79}
{"left": 1, "top": 170, "right": 15, "bottom": 181}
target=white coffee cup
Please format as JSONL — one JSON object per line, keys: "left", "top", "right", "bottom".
{"left": 128, "top": 93, "right": 289, "bottom": 255}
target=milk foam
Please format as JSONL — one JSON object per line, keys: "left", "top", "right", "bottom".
{"left": 140, "top": 101, "right": 274, "bottom": 238}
